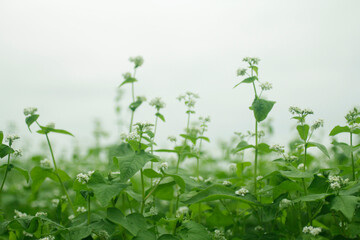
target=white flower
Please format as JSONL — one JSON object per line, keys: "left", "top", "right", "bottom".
{"left": 14, "top": 210, "right": 27, "bottom": 218}
{"left": 160, "top": 162, "right": 168, "bottom": 171}
{"left": 129, "top": 56, "right": 144, "bottom": 68}
{"left": 46, "top": 122, "right": 55, "bottom": 129}
{"left": 68, "top": 214, "right": 75, "bottom": 220}
{"left": 260, "top": 82, "right": 272, "bottom": 91}
{"left": 256, "top": 176, "right": 263, "bottom": 181}
{"left": 330, "top": 182, "right": 341, "bottom": 190}
{"left": 77, "top": 206, "right": 87, "bottom": 213}
{"left": 237, "top": 68, "right": 247, "bottom": 76}
{"left": 149, "top": 97, "right": 166, "bottom": 109}
{"left": 297, "top": 163, "right": 304, "bottom": 170}
{"left": 303, "top": 226, "right": 322, "bottom": 236}
{"left": 76, "top": 173, "right": 90, "bottom": 184}
{"left": 279, "top": 199, "right": 292, "bottom": 209}
{"left": 23, "top": 231, "right": 33, "bottom": 237}
{"left": 23, "top": 107, "right": 38, "bottom": 116}
{"left": 61, "top": 195, "right": 67, "bottom": 201}
{"left": 311, "top": 119, "right": 324, "bottom": 130}
{"left": 235, "top": 187, "right": 249, "bottom": 196}
{"left": 144, "top": 206, "right": 159, "bottom": 217}
{"left": 254, "top": 225, "right": 264, "bottom": 231}
{"left": 176, "top": 206, "right": 189, "bottom": 217}
{"left": 39, "top": 235, "right": 55, "bottom": 240}
{"left": 152, "top": 178, "right": 161, "bottom": 185}
{"left": 167, "top": 136, "right": 177, "bottom": 142}
{"left": 222, "top": 180, "right": 232, "bottom": 186}
{"left": 5, "top": 134, "right": 20, "bottom": 143}
{"left": 51, "top": 199, "right": 60, "bottom": 207}
{"left": 35, "top": 212, "right": 47, "bottom": 217}
{"left": 14, "top": 149, "right": 22, "bottom": 157}
{"left": 204, "top": 177, "right": 212, "bottom": 183}
{"left": 213, "top": 229, "right": 226, "bottom": 240}
{"left": 271, "top": 144, "right": 285, "bottom": 153}
{"left": 40, "top": 158, "right": 52, "bottom": 168}
{"left": 229, "top": 163, "right": 237, "bottom": 172}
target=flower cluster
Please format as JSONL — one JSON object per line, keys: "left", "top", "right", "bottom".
{"left": 222, "top": 180, "right": 232, "bottom": 186}
{"left": 23, "top": 107, "right": 38, "bottom": 116}
{"left": 279, "top": 198, "right": 292, "bottom": 209}
{"left": 144, "top": 206, "right": 159, "bottom": 217}
{"left": 149, "top": 97, "right": 166, "bottom": 110}
{"left": 129, "top": 56, "right": 144, "bottom": 68}
{"left": 39, "top": 236, "right": 55, "bottom": 240}
{"left": 345, "top": 107, "right": 360, "bottom": 125}
{"left": 14, "top": 210, "right": 27, "bottom": 218}
{"left": 190, "top": 176, "right": 204, "bottom": 182}
{"left": 260, "top": 82, "right": 272, "bottom": 91}
{"left": 243, "top": 57, "right": 260, "bottom": 65}
{"left": 213, "top": 229, "right": 226, "bottom": 240}
{"left": 235, "top": 187, "right": 249, "bottom": 196}
{"left": 328, "top": 175, "right": 349, "bottom": 190}
{"left": 311, "top": 119, "right": 324, "bottom": 130}
{"left": 121, "top": 131, "right": 140, "bottom": 142}
{"left": 51, "top": 199, "right": 60, "bottom": 207}
{"left": 133, "top": 121, "right": 153, "bottom": 133}
{"left": 289, "top": 106, "right": 314, "bottom": 123}
{"left": 159, "top": 162, "right": 168, "bottom": 171}
{"left": 40, "top": 158, "right": 52, "bottom": 168}
{"left": 302, "top": 226, "right": 322, "bottom": 236}
{"left": 5, "top": 134, "right": 20, "bottom": 144}
{"left": 237, "top": 68, "right": 247, "bottom": 76}
{"left": 77, "top": 206, "right": 87, "bottom": 213}
{"left": 177, "top": 92, "right": 199, "bottom": 109}
{"left": 297, "top": 163, "right": 305, "bottom": 170}
{"left": 35, "top": 212, "right": 47, "bottom": 217}
{"left": 176, "top": 206, "right": 189, "bottom": 217}
{"left": 13, "top": 149, "right": 22, "bottom": 157}
{"left": 76, "top": 171, "right": 95, "bottom": 184}
{"left": 271, "top": 144, "right": 285, "bottom": 153}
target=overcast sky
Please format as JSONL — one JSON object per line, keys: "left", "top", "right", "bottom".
{"left": 1, "top": 0, "right": 360, "bottom": 156}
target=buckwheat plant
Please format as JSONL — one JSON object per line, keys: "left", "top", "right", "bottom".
{"left": 330, "top": 107, "right": 360, "bottom": 180}
{"left": 24, "top": 108, "right": 75, "bottom": 213}
{"left": 119, "top": 56, "right": 145, "bottom": 133}
{"left": 234, "top": 57, "right": 275, "bottom": 195}
{"left": 0, "top": 133, "right": 20, "bottom": 194}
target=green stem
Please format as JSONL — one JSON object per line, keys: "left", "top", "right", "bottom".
{"left": 254, "top": 120, "right": 258, "bottom": 195}
{"left": 129, "top": 111, "right": 134, "bottom": 133}
{"left": 87, "top": 196, "right": 91, "bottom": 225}
{"left": 45, "top": 133, "right": 75, "bottom": 214}
{"left": 129, "top": 68, "right": 137, "bottom": 133}
{"left": 350, "top": 132, "right": 355, "bottom": 181}
{"left": 140, "top": 168, "right": 145, "bottom": 214}
{"left": 0, "top": 154, "right": 11, "bottom": 194}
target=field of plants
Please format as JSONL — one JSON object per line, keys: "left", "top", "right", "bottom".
{"left": 1, "top": 56, "right": 360, "bottom": 240}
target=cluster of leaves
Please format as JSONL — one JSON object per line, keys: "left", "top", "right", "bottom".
{"left": 0, "top": 57, "right": 360, "bottom": 240}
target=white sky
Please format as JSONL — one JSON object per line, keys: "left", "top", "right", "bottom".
{"left": 1, "top": 0, "right": 360, "bottom": 156}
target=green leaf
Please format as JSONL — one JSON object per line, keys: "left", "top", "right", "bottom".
{"left": 107, "top": 207, "right": 147, "bottom": 236}
{"left": 251, "top": 98, "right": 275, "bottom": 122}
{"left": 13, "top": 166, "right": 30, "bottom": 183}
{"left": 232, "top": 141, "right": 254, "bottom": 154}
{"left": 293, "top": 193, "right": 330, "bottom": 202}
{"left": 0, "top": 144, "right": 14, "bottom": 158}
{"left": 164, "top": 173, "right": 186, "bottom": 193}
{"left": 119, "top": 77, "right": 137, "bottom": 88}
{"left": 182, "top": 184, "right": 258, "bottom": 205}
{"left": 117, "top": 151, "right": 155, "bottom": 182}
{"left": 37, "top": 126, "right": 74, "bottom": 136}
{"left": 279, "top": 170, "right": 313, "bottom": 179}
{"left": 0, "top": 131, "right": 3, "bottom": 143}
{"left": 178, "top": 221, "right": 211, "bottom": 240}
{"left": 30, "top": 166, "right": 55, "bottom": 193}
{"left": 158, "top": 234, "right": 179, "bottom": 240}
{"left": 331, "top": 195, "right": 360, "bottom": 221}
{"left": 133, "top": 230, "right": 156, "bottom": 240}
{"left": 296, "top": 124, "right": 309, "bottom": 141}
{"left": 307, "top": 141, "right": 330, "bottom": 158}
{"left": 143, "top": 169, "right": 162, "bottom": 178}
{"left": 329, "top": 125, "right": 351, "bottom": 136}
{"left": 198, "top": 136, "right": 210, "bottom": 142}
{"left": 250, "top": 65, "right": 258, "bottom": 75}
{"left": 88, "top": 171, "right": 129, "bottom": 206}
{"left": 25, "top": 114, "right": 39, "bottom": 132}
{"left": 156, "top": 112, "right": 166, "bottom": 122}
{"left": 129, "top": 99, "right": 144, "bottom": 111}
{"left": 233, "top": 76, "right": 258, "bottom": 88}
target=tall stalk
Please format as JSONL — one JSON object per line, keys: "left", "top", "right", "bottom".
{"left": 0, "top": 152, "right": 11, "bottom": 194}
{"left": 350, "top": 132, "right": 355, "bottom": 180}
{"left": 45, "top": 133, "right": 75, "bottom": 213}
{"left": 129, "top": 69, "right": 137, "bottom": 133}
